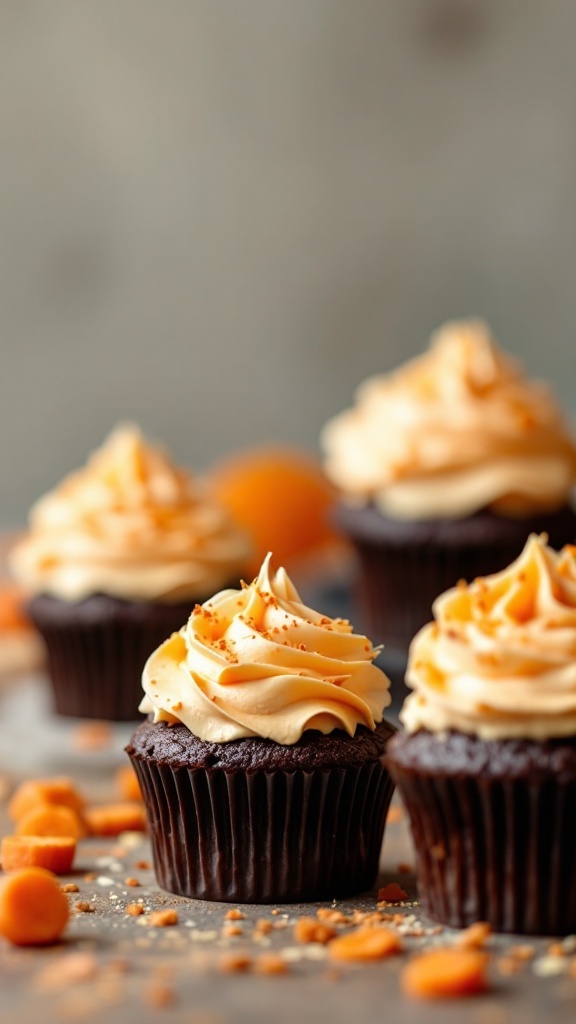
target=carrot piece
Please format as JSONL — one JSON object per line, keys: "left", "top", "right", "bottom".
{"left": 0, "top": 867, "right": 69, "bottom": 946}
{"left": 8, "top": 777, "right": 85, "bottom": 823}
{"left": 329, "top": 927, "right": 403, "bottom": 962}
{"left": 15, "top": 804, "right": 87, "bottom": 840}
{"left": 115, "top": 765, "right": 143, "bottom": 803}
{"left": 1, "top": 836, "right": 77, "bottom": 875}
{"left": 84, "top": 802, "right": 147, "bottom": 837}
{"left": 401, "top": 948, "right": 489, "bottom": 999}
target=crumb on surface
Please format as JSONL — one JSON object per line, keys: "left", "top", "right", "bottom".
{"left": 148, "top": 909, "right": 178, "bottom": 928}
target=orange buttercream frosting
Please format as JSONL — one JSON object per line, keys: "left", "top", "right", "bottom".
{"left": 10, "top": 426, "right": 250, "bottom": 603}
{"left": 140, "top": 553, "right": 391, "bottom": 744}
{"left": 321, "top": 319, "right": 576, "bottom": 519}
{"left": 401, "top": 535, "right": 576, "bottom": 739}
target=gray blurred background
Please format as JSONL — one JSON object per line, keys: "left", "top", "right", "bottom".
{"left": 1, "top": 0, "right": 575, "bottom": 527}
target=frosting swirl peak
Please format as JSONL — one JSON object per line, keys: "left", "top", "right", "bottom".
{"left": 321, "top": 319, "right": 576, "bottom": 519}
{"left": 11, "top": 425, "right": 251, "bottom": 603}
{"left": 401, "top": 535, "right": 576, "bottom": 740}
{"left": 140, "top": 553, "right": 391, "bottom": 743}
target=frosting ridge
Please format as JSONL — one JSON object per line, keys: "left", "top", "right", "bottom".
{"left": 11, "top": 425, "right": 251, "bottom": 602}
{"left": 321, "top": 319, "right": 576, "bottom": 519}
{"left": 140, "top": 552, "right": 391, "bottom": 743}
{"left": 401, "top": 534, "right": 576, "bottom": 740}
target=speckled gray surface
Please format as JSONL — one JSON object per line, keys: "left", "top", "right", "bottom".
{"left": 1, "top": 678, "right": 576, "bottom": 1024}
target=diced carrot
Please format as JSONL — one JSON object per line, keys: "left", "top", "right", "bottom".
{"left": 0, "top": 867, "right": 69, "bottom": 946}
{"left": 8, "top": 777, "right": 85, "bottom": 823}
{"left": 115, "top": 765, "right": 143, "bottom": 803}
{"left": 15, "top": 804, "right": 87, "bottom": 840}
{"left": 84, "top": 803, "right": 147, "bottom": 837}
{"left": 1, "top": 836, "right": 77, "bottom": 875}
{"left": 401, "top": 948, "right": 489, "bottom": 999}
{"left": 329, "top": 927, "right": 403, "bottom": 962}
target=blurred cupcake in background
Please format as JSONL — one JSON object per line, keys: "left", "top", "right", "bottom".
{"left": 321, "top": 319, "right": 576, "bottom": 655}
{"left": 10, "top": 425, "right": 251, "bottom": 721}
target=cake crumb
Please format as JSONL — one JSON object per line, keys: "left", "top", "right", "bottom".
{"left": 254, "top": 953, "right": 288, "bottom": 976}
{"left": 75, "top": 901, "right": 96, "bottom": 914}
{"left": 457, "top": 922, "right": 491, "bottom": 949}
{"left": 126, "top": 903, "right": 145, "bottom": 917}
{"left": 124, "top": 878, "right": 140, "bottom": 888}
{"left": 225, "top": 908, "right": 246, "bottom": 921}
{"left": 60, "top": 883, "right": 80, "bottom": 894}
{"left": 148, "top": 910, "right": 178, "bottom": 928}
{"left": 387, "top": 806, "right": 404, "bottom": 824}
{"left": 36, "top": 952, "right": 99, "bottom": 990}
{"left": 145, "top": 983, "right": 177, "bottom": 1008}
{"left": 219, "top": 952, "right": 252, "bottom": 973}
{"left": 377, "top": 883, "right": 409, "bottom": 903}
{"left": 72, "top": 722, "right": 112, "bottom": 752}
{"left": 294, "top": 917, "right": 336, "bottom": 945}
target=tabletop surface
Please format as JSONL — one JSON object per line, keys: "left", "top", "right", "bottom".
{"left": 1, "top": 676, "right": 576, "bottom": 1024}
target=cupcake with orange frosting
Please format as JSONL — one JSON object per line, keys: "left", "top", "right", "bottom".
{"left": 387, "top": 534, "right": 576, "bottom": 934}
{"left": 321, "top": 319, "right": 576, "bottom": 652}
{"left": 10, "top": 425, "right": 251, "bottom": 720}
{"left": 127, "top": 553, "right": 395, "bottom": 903}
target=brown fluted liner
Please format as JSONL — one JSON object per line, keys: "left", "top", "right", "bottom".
{"left": 27, "top": 595, "right": 193, "bottom": 721}
{"left": 351, "top": 537, "right": 538, "bottom": 652}
{"left": 128, "top": 755, "right": 395, "bottom": 903}
{"left": 391, "top": 768, "right": 576, "bottom": 935}
{"left": 335, "top": 502, "right": 576, "bottom": 654}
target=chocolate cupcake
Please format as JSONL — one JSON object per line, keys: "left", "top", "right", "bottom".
{"left": 387, "top": 535, "right": 576, "bottom": 935}
{"left": 321, "top": 320, "right": 576, "bottom": 659}
{"left": 127, "top": 553, "right": 395, "bottom": 903}
{"left": 10, "top": 426, "right": 251, "bottom": 721}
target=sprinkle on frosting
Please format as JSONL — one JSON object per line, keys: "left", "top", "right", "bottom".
{"left": 401, "top": 534, "right": 576, "bottom": 740}
{"left": 321, "top": 319, "right": 576, "bottom": 519}
{"left": 140, "top": 553, "right": 391, "bottom": 744}
{"left": 10, "top": 425, "right": 251, "bottom": 603}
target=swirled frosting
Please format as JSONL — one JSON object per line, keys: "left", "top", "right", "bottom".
{"left": 321, "top": 319, "right": 576, "bottom": 519}
{"left": 10, "top": 425, "right": 251, "bottom": 603}
{"left": 140, "top": 552, "right": 391, "bottom": 743}
{"left": 401, "top": 534, "right": 576, "bottom": 740}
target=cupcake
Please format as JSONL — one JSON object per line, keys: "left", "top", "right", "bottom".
{"left": 387, "top": 534, "right": 576, "bottom": 935}
{"left": 321, "top": 319, "right": 576, "bottom": 654}
{"left": 127, "top": 553, "right": 395, "bottom": 903}
{"left": 10, "top": 425, "right": 251, "bottom": 721}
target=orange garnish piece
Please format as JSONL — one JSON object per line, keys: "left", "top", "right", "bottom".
{"left": 401, "top": 948, "right": 489, "bottom": 999}
{"left": 329, "top": 927, "right": 402, "bottom": 962}
{"left": 0, "top": 867, "right": 69, "bottom": 946}
{"left": 8, "top": 777, "right": 85, "bottom": 823}
{"left": 85, "top": 802, "right": 147, "bottom": 837}
{"left": 1, "top": 836, "right": 76, "bottom": 875}
{"left": 210, "top": 446, "right": 345, "bottom": 575}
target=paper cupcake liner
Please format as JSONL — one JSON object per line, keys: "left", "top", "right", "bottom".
{"left": 336, "top": 502, "right": 576, "bottom": 654}
{"left": 350, "top": 537, "right": 533, "bottom": 652}
{"left": 129, "top": 755, "right": 395, "bottom": 903}
{"left": 391, "top": 765, "right": 576, "bottom": 935}
{"left": 28, "top": 595, "right": 192, "bottom": 721}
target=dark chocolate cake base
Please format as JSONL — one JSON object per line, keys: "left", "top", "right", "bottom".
{"left": 127, "top": 718, "right": 396, "bottom": 903}
{"left": 387, "top": 728, "right": 576, "bottom": 935}
{"left": 27, "top": 593, "right": 195, "bottom": 721}
{"left": 335, "top": 502, "right": 576, "bottom": 650}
